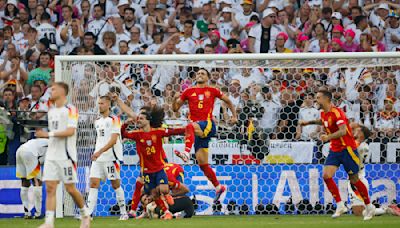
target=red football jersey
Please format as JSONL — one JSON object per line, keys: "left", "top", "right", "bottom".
{"left": 320, "top": 106, "right": 357, "bottom": 152}
{"left": 122, "top": 127, "right": 185, "bottom": 173}
{"left": 180, "top": 86, "right": 223, "bottom": 121}
{"left": 164, "top": 163, "right": 184, "bottom": 189}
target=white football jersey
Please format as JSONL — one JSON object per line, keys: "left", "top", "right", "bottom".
{"left": 357, "top": 141, "right": 370, "bottom": 178}
{"left": 46, "top": 104, "right": 78, "bottom": 161}
{"left": 20, "top": 138, "right": 49, "bottom": 157}
{"left": 37, "top": 23, "right": 57, "bottom": 44}
{"left": 94, "top": 115, "right": 123, "bottom": 162}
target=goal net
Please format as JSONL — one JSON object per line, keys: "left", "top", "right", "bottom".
{"left": 55, "top": 53, "right": 400, "bottom": 217}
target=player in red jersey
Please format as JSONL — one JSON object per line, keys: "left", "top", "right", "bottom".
{"left": 164, "top": 163, "right": 189, "bottom": 195}
{"left": 121, "top": 106, "right": 186, "bottom": 220}
{"left": 299, "top": 89, "right": 375, "bottom": 221}
{"left": 172, "top": 68, "right": 238, "bottom": 202}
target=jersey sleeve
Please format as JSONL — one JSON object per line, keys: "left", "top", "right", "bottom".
{"left": 212, "top": 87, "right": 223, "bottom": 99}
{"left": 180, "top": 88, "right": 189, "bottom": 101}
{"left": 111, "top": 116, "right": 121, "bottom": 135}
{"left": 162, "top": 128, "right": 186, "bottom": 137}
{"left": 332, "top": 108, "right": 346, "bottom": 126}
{"left": 67, "top": 105, "right": 78, "bottom": 128}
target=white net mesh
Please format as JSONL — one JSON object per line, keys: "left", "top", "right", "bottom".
{"left": 58, "top": 54, "right": 400, "bottom": 216}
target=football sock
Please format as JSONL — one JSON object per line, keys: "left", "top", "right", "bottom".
{"left": 184, "top": 123, "right": 195, "bottom": 153}
{"left": 87, "top": 188, "right": 98, "bottom": 215}
{"left": 45, "top": 211, "right": 55, "bottom": 225}
{"left": 33, "top": 186, "right": 42, "bottom": 216}
{"left": 200, "top": 164, "right": 220, "bottom": 187}
{"left": 115, "top": 187, "right": 127, "bottom": 215}
{"left": 324, "top": 177, "right": 341, "bottom": 203}
{"left": 20, "top": 187, "right": 29, "bottom": 215}
{"left": 131, "top": 181, "right": 144, "bottom": 211}
{"left": 353, "top": 180, "right": 371, "bottom": 205}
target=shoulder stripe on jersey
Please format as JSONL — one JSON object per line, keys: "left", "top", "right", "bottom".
{"left": 331, "top": 107, "right": 341, "bottom": 118}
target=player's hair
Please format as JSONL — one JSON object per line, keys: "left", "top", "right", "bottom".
{"left": 99, "top": 95, "right": 111, "bottom": 102}
{"left": 360, "top": 125, "right": 371, "bottom": 141}
{"left": 53, "top": 82, "right": 69, "bottom": 96}
{"left": 198, "top": 68, "right": 211, "bottom": 78}
{"left": 149, "top": 106, "right": 165, "bottom": 128}
{"left": 317, "top": 89, "right": 332, "bottom": 101}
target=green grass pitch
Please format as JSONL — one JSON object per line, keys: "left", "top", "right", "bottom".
{"left": 1, "top": 215, "right": 400, "bottom": 228}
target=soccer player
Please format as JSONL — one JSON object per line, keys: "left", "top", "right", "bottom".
{"left": 349, "top": 123, "right": 400, "bottom": 217}
{"left": 164, "top": 163, "right": 189, "bottom": 196}
{"left": 16, "top": 137, "right": 48, "bottom": 219}
{"left": 35, "top": 82, "right": 90, "bottom": 228}
{"left": 86, "top": 96, "right": 128, "bottom": 220}
{"left": 139, "top": 194, "right": 194, "bottom": 219}
{"left": 172, "top": 68, "right": 238, "bottom": 201}
{"left": 299, "top": 89, "right": 375, "bottom": 220}
{"left": 121, "top": 106, "right": 186, "bottom": 220}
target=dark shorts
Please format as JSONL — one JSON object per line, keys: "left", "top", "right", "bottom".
{"left": 155, "top": 196, "right": 194, "bottom": 218}
{"left": 143, "top": 169, "right": 168, "bottom": 194}
{"left": 176, "top": 172, "right": 184, "bottom": 184}
{"left": 194, "top": 120, "right": 216, "bottom": 152}
{"left": 325, "top": 147, "right": 360, "bottom": 175}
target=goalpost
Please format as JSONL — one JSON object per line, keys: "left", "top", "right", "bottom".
{"left": 54, "top": 52, "right": 400, "bottom": 217}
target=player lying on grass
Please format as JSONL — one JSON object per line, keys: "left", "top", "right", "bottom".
{"left": 121, "top": 106, "right": 186, "bottom": 220}
{"left": 349, "top": 123, "right": 400, "bottom": 217}
{"left": 172, "top": 68, "right": 238, "bottom": 202}
{"left": 299, "top": 89, "right": 375, "bottom": 221}
{"left": 129, "top": 163, "right": 189, "bottom": 217}
{"left": 138, "top": 194, "right": 194, "bottom": 219}
{"left": 86, "top": 96, "right": 128, "bottom": 220}
{"left": 16, "top": 137, "right": 48, "bottom": 219}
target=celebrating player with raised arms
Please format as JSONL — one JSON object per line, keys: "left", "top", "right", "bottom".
{"left": 121, "top": 106, "right": 186, "bottom": 220}
{"left": 35, "top": 82, "right": 91, "bottom": 228}
{"left": 172, "top": 68, "right": 238, "bottom": 202}
{"left": 299, "top": 89, "right": 375, "bottom": 221}
{"left": 87, "top": 96, "right": 128, "bottom": 220}
{"left": 16, "top": 137, "right": 48, "bottom": 219}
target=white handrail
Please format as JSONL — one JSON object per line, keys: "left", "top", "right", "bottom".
{"left": 55, "top": 52, "right": 400, "bottom": 62}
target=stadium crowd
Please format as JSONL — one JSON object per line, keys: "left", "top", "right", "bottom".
{"left": 0, "top": 0, "right": 400, "bottom": 165}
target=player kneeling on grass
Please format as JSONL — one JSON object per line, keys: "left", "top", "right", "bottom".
{"left": 87, "top": 96, "right": 128, "bottom": 220}
{"left": 138, "top": 194, "right": 194, "bottom": 219}
{"left": 121, "top": 106, "right": 186, "bottom": 220}
{"left": 349, "top": 123, "right": 400, "bottom": 217}
{"left": 16, "top": 138, "right": 48, "bottom": 219}
{"left": 129, "top": 163, "right": 189, "bottom": 218}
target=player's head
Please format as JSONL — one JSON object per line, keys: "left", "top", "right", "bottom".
{"left": 195, "top": 68, "right": 210, "bottom": 84}
{"left": 316, "top": 88, "right": 332, "bottom": 107}
{"left": 98, "top": 96, "right": 111, "bottom": 114}
{"left": 354, "top": 125, "right": 371, "bottom": 142}
{"left": 140, "top": 194, "right": 153, "bottom": 208}
{"left": 51, "top": 82, "right": 69, "bottom": 100}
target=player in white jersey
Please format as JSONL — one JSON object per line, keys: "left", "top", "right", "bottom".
{"left": 87, "top": 96, "right": 128, "bottom": 220}
{"left": 348, "top": 123, "right": 400, "bottom": 217}
{"left": 36, "top": 13, "right": 57, "bottom": 44}
{"left": 35, "top": 82, "right": 90, "bottom": 228}
{"left": 16, "top": 138, "right": 48, "bottom": 219}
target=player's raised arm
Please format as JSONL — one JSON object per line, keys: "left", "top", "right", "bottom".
{"left": 220, "top": 94, "right": 238, "bottom": 124}
{"left": 110, "top": 92, "right": 137, "bottom": 119}
{"left": 172, "top": 92, "right": 185, "bottom": 112}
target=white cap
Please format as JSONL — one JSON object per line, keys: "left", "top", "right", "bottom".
{"left": 117, "top": 0, "right": 129, "bottom": 7}
{"left": 222, "top": 7, "right": 233, "bottom": 13}
{"left": 7, "top": 0, "right": 17, "bottom": 7}
{"left": 377, "top": 3, "right": 390, "bottom": 11}
{"left": 282, "top": 0, "right": 292, "bottom": 8}
{"left": 49, "top": 44, "right": 58, "bottom": 51}
{"left": 310, "top": 0, "right": 322, "bottom": 7}
{"left": 331, "top": 12, "right": 342, "bottom": 20}
{"left": 262, "top": 8, "right": 276, "bottom": 18}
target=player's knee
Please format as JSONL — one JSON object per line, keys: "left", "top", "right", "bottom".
{"left": 64, "top": 184, "right": 77, "bottom": 194}
{"left": 322, "top": 172, "right": 332, "bottom": 180}
{"left": 46, "top": 184, "right": 57, "bottom": 194}
{"left": 111, "top": 181, "right": 120, "bottom": 190}
{"left": 89, "top": 178, "right": 100, "bottom": 188}
{"left": 349, "top": 174, "right": 359, "bottom": 184}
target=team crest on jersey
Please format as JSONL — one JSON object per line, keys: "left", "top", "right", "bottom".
{"left": 198, "top": 94, "right": 204, "bottom": 100}
{"left": 151, "top": 135, "right": 157, "bottom": 142}
{"left": 328, "top": 116, "right": 332, "bottom": 126}
{"left": 205, "top": 91, "right": 211, "bottom": 98}
{"left": 191, "top": 93, "right": 197, "bottom": 96}
{"left": 146, "top": 140, "right": 152, "bottom": 146}
{"left": 140, "top": 139, "right": 145, "bottom": 143}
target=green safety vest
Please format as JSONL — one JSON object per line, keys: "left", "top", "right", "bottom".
{"left": 0, "top": 125, "right": 7, "bottom": 154}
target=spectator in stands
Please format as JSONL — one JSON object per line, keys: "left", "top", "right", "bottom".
{"left": 102, "top": 31, "right": 118, "bottom": 55}
{"left": 331, "top": 38, "right": 343, "bottom": 52}
{"left": 342, "top": 29, "right": 358, "bottom": 52}
{"left": 71, "top": 32, "right": 106, "bottom": 55}
{"left": 296, "top": 93, "right": 320, "bottom": 141}
{"left": 359, "top": 98, "right": 375, "bottom": 130}
{"left": 59, "top": 19, "right": 84, "bottom": 55}
{"left": 354, "top": 15, "right": 369, "bottom": 44}
{"left": 276, "top": 89, "right": 300, "bottom": 140}
{"left": 249, "top": 8, "right": 280, "bottom": 53}
{"left": 274, "top": 32, "right": 292, "bottom": 53}
{"left": 309, "top": 23, "right": 326, "bottom": 52}
{"left": 0, "top": 55, "right": 27, "bottom": 87}
{"left": 231, "top": 66, "right": 263, "bottom": 91}
{"left": 259, "top": 86, "right": 281, "bottom": 139}
{"left": 384, "top": 11, "right": 400, "bottom": 52}
{"left": 27, "top": 52, "right": 52, "bottom": 87}
{"left": 374, "top": 97, "right": 399, "bottom": 143}
{"left": 176, "top": 20, "right": 196, "bottom": 54}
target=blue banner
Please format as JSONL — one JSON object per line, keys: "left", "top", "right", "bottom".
{"left": 1, "top": 164, "right": 399, "bottom": 217}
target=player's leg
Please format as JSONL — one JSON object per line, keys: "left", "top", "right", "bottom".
{"left": 344, "top": 147, "right": 374, "bottom": 220}
{"left": 32, "top": 178, "right": 43, "bottom": 219}
{"left": 175, "top": 121, "right": 210, "bottom": 162}
{"left": 129, "top": 176, "right": 144, "bottom": 217}
{"left": 348, "top": 182, "right": 365, "bottom": 216}
{"left": 111, "top": 179, "right": 128, "bottom": 219}
{"left": 87, "top": 161, "right": 103, "bottom": 216}
{"left": 20, "top": 178, "right": 31, "bottom": 219}
{"left": 155, "top": 170, "right": 173, "bottom": 220}
{"left": 39, "top": 160, "right": 60, "bottom": 228}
